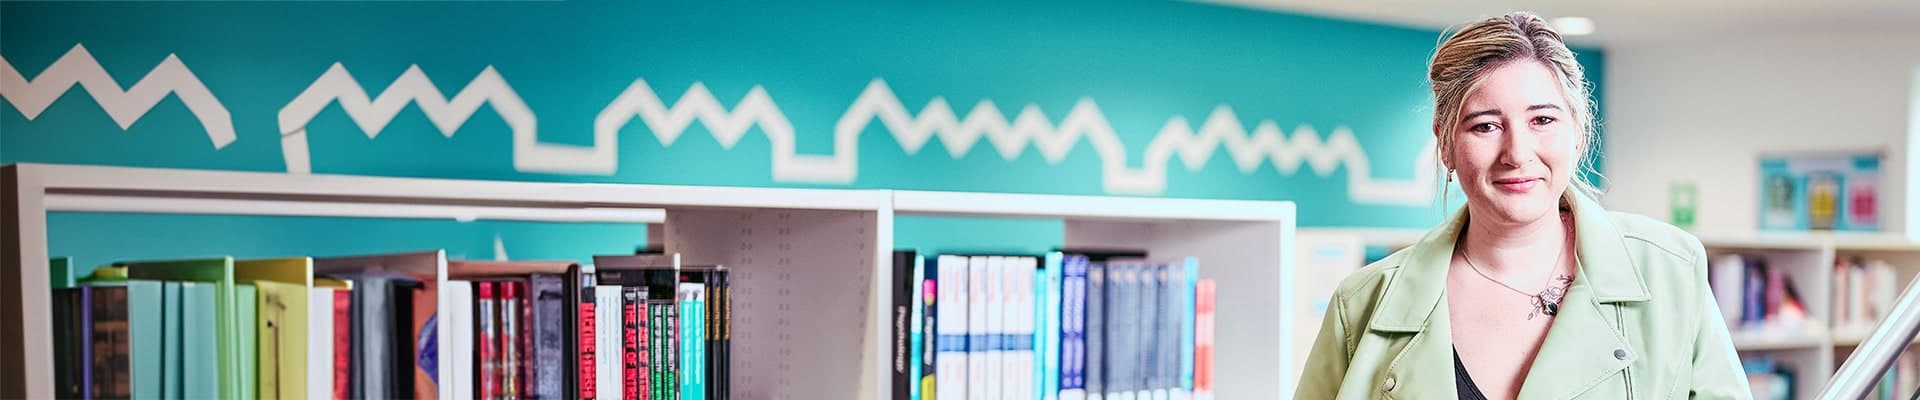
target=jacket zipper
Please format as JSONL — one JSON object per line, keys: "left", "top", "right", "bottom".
{"left": 1616, "top": 304, "right": 1633, "bottom": 400}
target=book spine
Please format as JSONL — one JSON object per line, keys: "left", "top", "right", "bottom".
{"left": 1085, "top": 263, "right": 1106, "bottom": 400}
{"left": 894, "top": 252, "right": 915, "bottom": 400}
{"left": 1193, "top": 281, "right": 1215, "bottom": 400}
{"left": 1009, "top": 257, "right": 1035, "bottom": 400}
{"left": 704, "top": 271, "right": 718, "bottom": 400}
{"left": 480, "top": 282, "right": 500, "bottom": 400}
{"left": 520, "top": 280, "right": 535, "bottom": 400}
{"left": 649, "top": 301, "right": 665, "bottom": 400}
{"left": 908, "top": 256, "right": 927, "bottom": 400}
{"left": 531, "top": 274, "right": 567, "bottom": 400}
{"left": 936, "top": 255, "right": 970, "bottom": 400}
{"left": 664, "top": 296, "right": 679, "bottom": 400}
{"left": 1178, "top": 259, "right": 1196, "bottom": 397}
{"left": 969, "top": 256, "right": 992, "bottom": 400}
{"left": 1159, "top": 263, "right": 1178, "bottom": 400}
{"left": 720, "top": 271, "right": 734, "bottom": 400}
{"left": 506, "top": 282, "right": 524, "bottom": 400}
{"left": 53, "top": 288, "right": 81, "bottom": 399}
{"left": 333, "top": 289, "right": 351, "bottom": 400}
{"left": 596, "top": 287, "right": 624, "bottom": 400}
{"left": 678, "top": 282, "right": 705, "bottom": 400}
{"left": 918, "top": 260, "right": 938, "bottom": 400}
{"left": 1114, "top": 264, "right": 1139, "bottom": 400}
{"left": 578, "top": 268, "right": 599, "bottom": 400}
{"left": 1059, "top": 256, "right": 1087, "bottom": 400}
{"left": 623, "top": 288, "right": 643, "bottom": 400}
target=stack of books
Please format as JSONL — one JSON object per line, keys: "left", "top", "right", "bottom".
{"left": 891, "top": 250, "right": 1219, "bottom": 400}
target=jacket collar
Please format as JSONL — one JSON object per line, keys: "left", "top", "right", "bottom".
{"left": 1367, "top": 190, "right": 1652, "bottom": 333}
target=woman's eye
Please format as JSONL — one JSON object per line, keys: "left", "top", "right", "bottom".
{"left": 1532, "top": 116, "right": 1557, "bottom": 126}
{"left": 1470, "top": 122, "right": 1500, "bottom": 134}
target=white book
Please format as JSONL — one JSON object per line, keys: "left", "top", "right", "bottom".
{"left": 969, "top": 256, "right": 992, "bottom": 400}
{"left": 1043, "top": 254, "right": 1065, "bottom": 400}
{"left": 937, "top": 255, "right": 971, "bottom": 400}
{"left": 309, "top": 288, "right": 335, "bottom": 400}
{"left": 597, "top": 285, "right": 625, "bottom": 400}
{"left": 444, "top": 282, "right": 474, "bottom": 400}
{"left": 1709, "top": 255, "right": 1743, "bottom": 326}
{"left": 985, "top": 256, "right": 1006, "bottom": 400}
{"left": 1009, "top": 256, "right": 1036, "bottom": 400}
{"left": 910, "top": 254, "right": 927, "bottom": 400}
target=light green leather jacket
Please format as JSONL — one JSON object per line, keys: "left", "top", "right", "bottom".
{"left": 1295, "top": 193, "right": 1750, "bottom": 399}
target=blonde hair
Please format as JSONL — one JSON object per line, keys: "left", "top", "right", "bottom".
{"left": 1429, "top": 11, "right": 1602, "bottom": 200}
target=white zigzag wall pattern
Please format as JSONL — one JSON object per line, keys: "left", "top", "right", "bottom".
{"left": 0, "top": 55, "right": 1438, "bottom": 205}
{"left": 0, "top": 44, "right": 236, "bottom": 149}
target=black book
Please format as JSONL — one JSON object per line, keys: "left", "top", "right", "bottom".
{"left": 528, "top": 274, "right": 568, "bottom": 400}
{"left": 891, "top": 251, "right": 915, "bottom": 400}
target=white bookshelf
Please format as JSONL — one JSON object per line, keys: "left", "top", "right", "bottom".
{"left": 1, "top": 163, "right": 895, "bottom": 399}
{"left": 2, "top": 164, "right": 1299, "bottom": 399}
{"left": 892, "top": 190, "right": 1297, "bottom": 399}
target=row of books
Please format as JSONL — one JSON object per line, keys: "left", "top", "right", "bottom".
{"left": 889, "top": 251, "right": 1218, "bottom": 400}
{"left": 1708, "top": 254, "right": 1814, "bottom": 334}
{"left": 47, "top": 251, "right": 728, "bottom": 400}
{"left": 1834, "top": 257, "right": 1901, "bottom": 333}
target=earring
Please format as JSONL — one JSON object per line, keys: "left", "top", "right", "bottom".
{"left": 1447, "top": 169, "right": 1455, "bottom": 183}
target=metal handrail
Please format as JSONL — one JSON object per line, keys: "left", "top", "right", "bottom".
{"left": 1823, "top": 274, "right": 1920, "bottom": 399}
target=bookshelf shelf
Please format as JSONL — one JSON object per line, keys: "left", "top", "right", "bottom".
{"left": 3, "top": 164, "right": 1298, "bottom": 400}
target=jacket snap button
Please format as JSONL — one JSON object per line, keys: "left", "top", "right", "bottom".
{"left": 1384, "top": 376, "right": 1397, "bottom": 391}
{"left": 1614, "top": 348, "right": 1629, "bottom": 360}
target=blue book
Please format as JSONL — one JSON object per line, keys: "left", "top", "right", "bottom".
{"left": 679, "top": 282, "right": 707, "bottom": 400}
{"left": 1059, "top": 256, "right": 1089, "bottom": 400}
{"left": 1085, "top": 262, "right": 1107, "bottom": 400}
{"left": 920, "top": 257, "right": 939, "bottom": 400}
{"left": 1178, "top": 258, "right": 1198, "bottom": 396}
{"left": 181, "top": 282, "right": 219, "bottom": 400}
{"left": 129, "top": 280, "right": 163, "bottom": 399}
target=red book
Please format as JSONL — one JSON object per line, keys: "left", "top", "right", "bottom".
{"left": 1195, "top": 280, "right": 1216, "bottom": 397}
{"left": 333, "top": 290, "right": 351, "bottom": 400}
{"left": 578, "top": 273, "right": 598, "bottom": 399}
{"left": 479, "top": 282, "right": 500, "bottom": 400}
{"left": 502, "top": 282, "right": 522, "bottom": 399}
{"left": 520, "top": 279, "right": 535, "bottom": 400}
{"left": 623, "top": 288, "right": 643, "bottom": 400}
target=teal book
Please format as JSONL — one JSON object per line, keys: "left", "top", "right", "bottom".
{"left": 182, "top": 282, "right": 219, "bottom": 400}
{"left": 907, "top": 255, "right": 926, "bottom": 400}
{"left": 128, "top": 257, "right": 243, "bottom": 400}
{"left": 237, "top": 284, "right": 258, "bottom": 400}
{"left": 678, "top": 282, "right": 706, "bottom": 400}
{"left": 129, "top": 280, "right": 164, "bottom": 400}
{"left": 162, "top": 282, "right": 183, "bottom": 400}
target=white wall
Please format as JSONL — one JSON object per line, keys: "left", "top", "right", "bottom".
{"left": 1603, "top": 33, "right": 1920, "bottom": 238}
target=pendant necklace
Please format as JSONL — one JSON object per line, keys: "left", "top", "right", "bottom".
{"left": 1462, "top": 222, "right": 1575, "bottom": 320}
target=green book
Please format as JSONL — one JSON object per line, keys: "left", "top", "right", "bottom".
{"left": 237, "top": 284, "right": 258, "bottom": 400}
{"left": 162, "top": 282, "right": 182, "bottom": 400}
{"left": 51, "top": 257, "right": 75, "bottom": 288}
{"left": 128, "top": 280, "right": 164, "bottom": 399}
{"left": 126, "top": 257, "right": 242, "bottom": 400}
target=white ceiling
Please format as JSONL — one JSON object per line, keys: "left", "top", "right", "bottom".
{"left": 1205, "top": 0, "right": 1920, "bottom": 47}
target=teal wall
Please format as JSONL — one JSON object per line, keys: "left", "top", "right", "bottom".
{"left": 2, "top": 2, "right": 1604, "bottom": 265}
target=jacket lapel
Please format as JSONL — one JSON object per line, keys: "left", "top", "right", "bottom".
{"left": 1368, "top": 210, "right": 1465, "bottom": 398}
{"left": 1516, "top": 192, "right": 1652, "bottom": 399}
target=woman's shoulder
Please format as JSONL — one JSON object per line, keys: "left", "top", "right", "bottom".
{"left": 1604, "top": 210, "right": 1708, "bottom": 265}
{"left": 1326, "top": 247, "right": 1414, "bottom": 308}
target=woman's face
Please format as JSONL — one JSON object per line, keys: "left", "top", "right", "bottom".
{"left": 1447, "top": 60, "right": 1580, "bottom": 225}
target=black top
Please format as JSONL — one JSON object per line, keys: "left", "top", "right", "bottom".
{"left": 1455, "top": 347, "right": 1489, "bottom": 400}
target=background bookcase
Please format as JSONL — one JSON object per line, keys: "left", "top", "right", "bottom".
{"left": 1, "top": 163, "right": 1297, "bottom": 399}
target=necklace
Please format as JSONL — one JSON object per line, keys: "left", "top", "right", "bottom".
{"left": 1462, "top": 236, "right": 1575, "bottom": 320}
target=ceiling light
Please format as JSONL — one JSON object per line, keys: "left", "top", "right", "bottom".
{"left": 1552, "top": 17, "right": 1596, "bottom": 36}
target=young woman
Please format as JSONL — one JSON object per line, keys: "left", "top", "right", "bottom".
{"left": 1294, "top": 12, "right": 1747, "bottom": 399}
